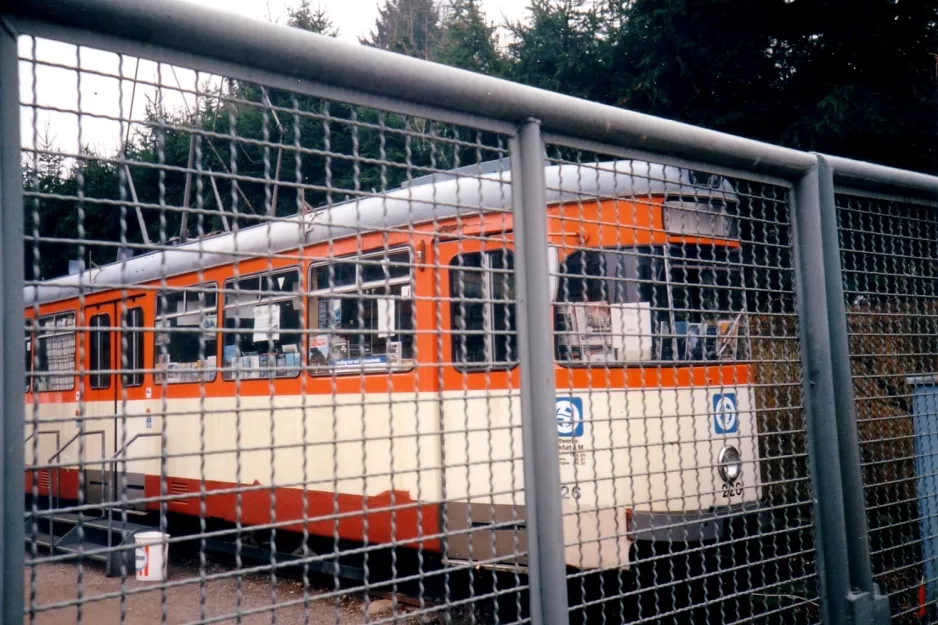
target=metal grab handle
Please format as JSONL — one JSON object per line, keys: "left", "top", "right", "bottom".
{"left": 108, "top": 432, "right": 161, "bottom": 462}
{"left": 25, "top": 430, "right": 59, "bottom": 446}
{"left": 47, "top": 430, "right": 105, "bottom": 464}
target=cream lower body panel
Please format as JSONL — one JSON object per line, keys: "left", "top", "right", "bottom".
{"left": 439, "top": 384, "right": 760, "bottom": 509}
{"left": 439, "top": 384, "right": 761, "bottom": 570}
{"left": 26, "top": 382, "right": 760, "bottom": 571}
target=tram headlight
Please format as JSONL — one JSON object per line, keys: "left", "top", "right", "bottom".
{"left": 717, "top": 445, "right": 742, "bottom": 484}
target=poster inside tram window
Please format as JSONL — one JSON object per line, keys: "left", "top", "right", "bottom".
{"left": 252, "top": 304, "right": 281, "bottom": 343}
{"left": 717, "top": 318, "right": 740, "bottom": 360}
{"left": 308, "top": 334, "right": 348, "bottom": 367}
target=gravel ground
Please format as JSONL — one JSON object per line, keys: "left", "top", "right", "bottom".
{"left": 23, "top": 558, "right": 412, "bottom": 625}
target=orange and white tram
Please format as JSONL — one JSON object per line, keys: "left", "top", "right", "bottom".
{"left": 24, "top": 159, "right": 758, "bottom": 571}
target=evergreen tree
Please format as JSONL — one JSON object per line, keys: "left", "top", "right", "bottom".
{"left": 771, "top": 0, "right": 938, "bottom": 169}
{"left": 436, "top": 0, "right": 505, "bottom": 76}
{"left": 601, "top": 0, "right": 938, "bottom": 166}
{"left": 604, "top": 0, "right": 782, "bottom": 139}
{"left": 24, "top": 0, "right": 938, "bottom": 280}
{"left": 362, "top": 0, "right": 443, "bottom": 60}
{"left": 285, "top": 0, "right": 339, "bottom": 36}
{"left": 505, "top": 0, "right": 606, "bottom": 100}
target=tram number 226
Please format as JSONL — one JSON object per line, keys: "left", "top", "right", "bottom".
{"left": 560, "top": 485, "right": 582, "bottom": 500}
{"left": 722, "top": 481, "right": 743, "bottom": 499}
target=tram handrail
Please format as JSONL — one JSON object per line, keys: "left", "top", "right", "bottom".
{"left": 48, "top": 430, "right": 106, "bottom": 464}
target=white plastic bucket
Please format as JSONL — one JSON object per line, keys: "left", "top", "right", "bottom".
{"left": 134, "top": 531, "right": 169, "bottom": 582}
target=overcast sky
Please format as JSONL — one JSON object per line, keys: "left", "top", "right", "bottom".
{"left": 19, "top": 0, "right": 529, "bottom": 161}
{"left": 184, "top": 0, "right": 529, "bottom": 43}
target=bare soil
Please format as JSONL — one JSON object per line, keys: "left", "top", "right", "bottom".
{"left": 23, "top": 558, "right": 398, "bottom": 625}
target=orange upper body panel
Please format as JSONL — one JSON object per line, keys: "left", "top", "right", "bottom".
{"left": 25, "top": 197, "right": 746, "bottom": 403}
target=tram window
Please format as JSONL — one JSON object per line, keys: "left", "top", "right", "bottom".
{"left": 25, "top": 325, "right": 32, "bottom": 392}
{"left": 308, "top": 250, "right": 415, "bottom": 373}
{"left": 553, "top": 246, "right": 747, "bottom": 364}
{"left": 222, "top": 269, "right": 302, "bottom": 380}
{"left": 554, "top": 248, "right": 653, "bottom": 364}
{"left": 35, "top": 312, "right": 76, "bottom": 392}
{"left": 122, "top": 307, "right": 144, "bottom": 387}
{"left": 654, "top": 245, "right": 747, "bottom": 362}
{"left": 556, "top": 249, "right": 648, "bottom": 307}
{"left": 449, "top": 251, "right": 516, "bottom": 369}
{"left": 155, "top": 287, "right": 218, "bottom": 383}
{"left": 89, "top": 314, "right": 112, "bottom": 390}
{"left": 313, "top": 262, "right": 357, "bottom": 289}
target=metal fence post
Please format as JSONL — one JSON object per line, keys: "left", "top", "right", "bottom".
{"left": 511, "top": 119, "right": 569, "bottom": 625}
{"left": 792, "top": 158, "right": 853, "bottom": 625}
{"left": 0, "top": 17, "right": 26, "bottom": 625}
{"left": 814, "top": 154, "right": 891, "bottom": 624}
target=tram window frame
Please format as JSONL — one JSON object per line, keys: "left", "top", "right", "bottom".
{"left": 89, "top": 313, "right": 112, "bottom": 390}
{"left": 553, "top": 247, "right": 653, "bottom": 366}
{"left": 307, "top": 248, "right": 415, "bottom": 375}
{"left": 449, "top": 250, "right": 517, "bottom": 372}
{"left": 553, "top": 245, "right": 747, "bottom": 366}
{"left": 651, "top": 245, "right": 747, "bottom": 362}
{"left": 221, "top": 268, "right": 303, "bottom": 381}
{"left": 122, "top": 307, "right": 145, "bottom": 387}
{"left": 34, "top": 311, "right": 76, "bottom": 392}
{"left": 25, "top": 322, "right": 33, "bottom": 392}
{"left": 154, "top": 285, "right": 219, "bottom": 384}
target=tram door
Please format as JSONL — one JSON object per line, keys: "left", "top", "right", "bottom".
{"left": 83, "top": 300, "right": 145, "bottom": 507}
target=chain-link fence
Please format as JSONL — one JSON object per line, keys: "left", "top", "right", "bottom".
{"left": 1, "top": 2, "right": 936, "bottom": 625}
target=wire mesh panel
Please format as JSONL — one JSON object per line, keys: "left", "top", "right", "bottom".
{"left": 537, "top": 146, "right": 820, "bottom": 624}
{"left": 18, "top": 34, "right": 538, "bottom": 625}
{"left": 11, "top": 4, "right": 938, "bottom": 625}
{"left": 836, "top": 192, "right": 938, "bottom": 623}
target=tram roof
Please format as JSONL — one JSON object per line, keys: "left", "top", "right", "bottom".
{"left": 25, "top": 159, "right": 737, "bottom": 306}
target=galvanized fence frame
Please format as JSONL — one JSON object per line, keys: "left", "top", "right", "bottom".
{"left": 0, "top": 1, "right": 934, "bottom": 623}
{"left": 1, "top": 13, "right": 27, "bottom": 625}
{"left": 821, "top": 156, "right": 938, "bottom": 624}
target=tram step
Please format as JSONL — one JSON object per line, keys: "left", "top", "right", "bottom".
{"left": 45, "top": 512, "right": 153, "bottom": 534}
{"left": 57, "top": 541, "right": 112, "bottom": 563}
{"left": 25, "top": 510, "right": 156, "bottom": 576}
{"left": 30, "top": 532, "right": 55, "bottom": 550}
